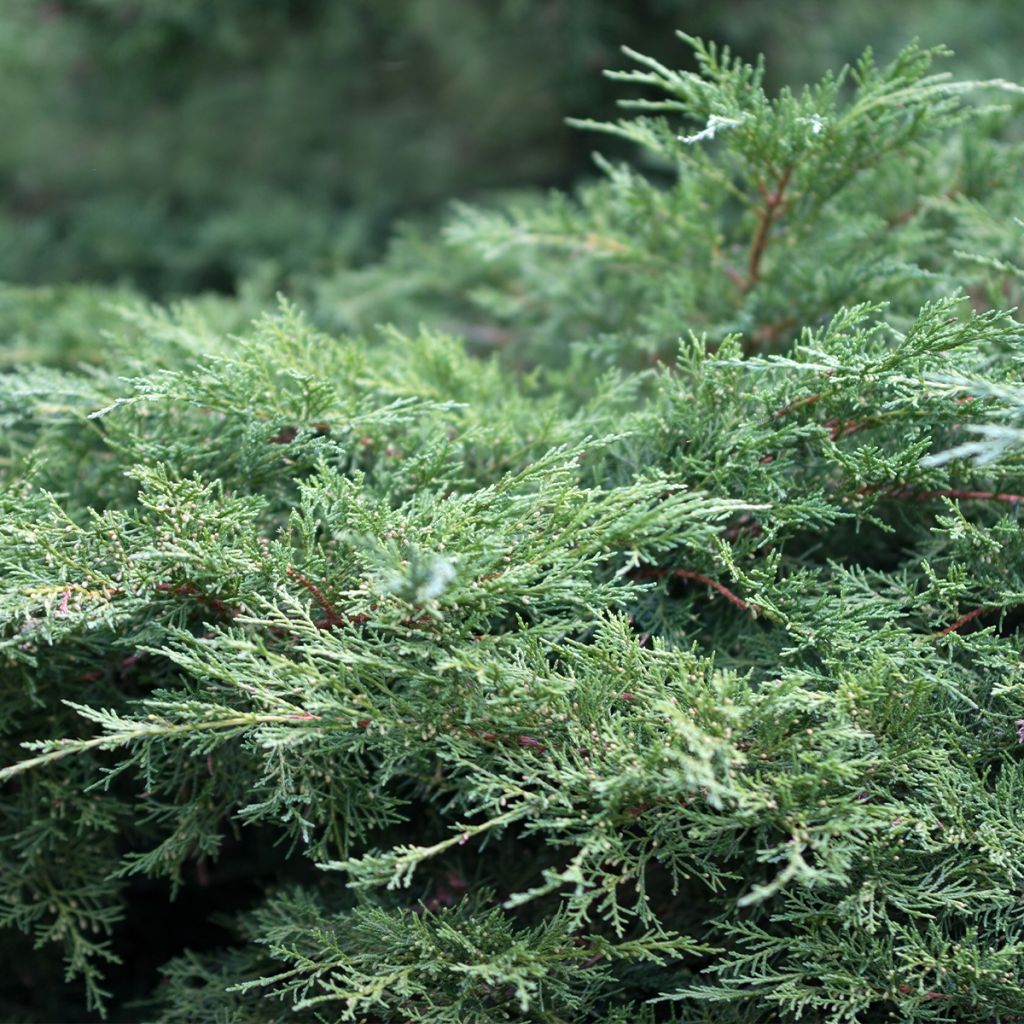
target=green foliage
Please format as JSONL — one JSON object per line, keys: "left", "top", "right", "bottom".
{"left": 0, "top": 0, "right": 691, "bottom": 293}
{"left": 4, "top": 0, "right": 1023, "bottom": 296}
{"left": 316, "top": 35, "right": 1024, "bottom": 378}
{"left": 6, "top": 30, "right": 1024, "bottom": 1024}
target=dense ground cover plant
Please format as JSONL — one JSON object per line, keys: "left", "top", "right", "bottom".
{"left": 5, "top": 33, "right": 1024, "bottom": 1023}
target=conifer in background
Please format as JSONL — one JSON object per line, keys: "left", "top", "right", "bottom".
{"left": 3, "top": 0, "right": 1022, "bottom": 295}
{"left": 4, "top": 31, "right": 1024, "bottom": 1024}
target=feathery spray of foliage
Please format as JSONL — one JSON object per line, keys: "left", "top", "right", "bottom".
{"left": 4, "top": 33, "right": 1024, "bottom": 1023}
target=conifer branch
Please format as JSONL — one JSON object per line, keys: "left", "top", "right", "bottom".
{"left": 634, "top": 567, "right": 753, "bottom": 613}
{"left": 746, "top": 164, "right": 793, "bottom": 291}
{"left": 889, "top": 487, "right": 1024, "bottom": 506}
{"left": 0, "top": 712, "right": 318, "bottom": 783}
{"left": 286, "top": 566, "right": 368, "bottom": 628}
{"left": 934, "top": 605, "right": 997, "bottom": 637}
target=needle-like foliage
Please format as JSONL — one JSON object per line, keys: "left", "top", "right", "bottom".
{"left": 4, "top": 33, "right": 1024, "bottom": 1024}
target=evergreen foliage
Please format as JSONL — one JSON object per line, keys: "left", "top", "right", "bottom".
{"left": 5, "top": 31, "right": 1024, "bottom": 1023}
{"left": 0, "top": 0, "right": 689, "bottom": 292}
{"left": 4, "top": 0, "right": 1022, "bottom": 295}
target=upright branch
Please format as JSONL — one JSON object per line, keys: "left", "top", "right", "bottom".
{"left": 746, "top": 165, "right": 793, "bottom": 291}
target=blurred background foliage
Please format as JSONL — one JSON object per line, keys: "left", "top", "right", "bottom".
{"left": 2, "top": 0, "right": 1022, "bottom": 299}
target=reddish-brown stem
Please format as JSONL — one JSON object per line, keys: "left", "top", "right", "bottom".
{"left": 935, "top": 606, "right": 997, "bottom": 637}
{"left": 194, "top": 855, "right": 210, "bottom": 888}
{"left": 636, "top": 568, "right": 752, "bottom": 613}
{"left": 823, "top": 417, "right": 870, "bottom": 441}
{"left": 286, "top": 567, "right": 359, "bottom": 629}
{"left": 753, "top": 315, "right": 798, "bottom": 347}
{"left": 746, "top": 165, "right": 793, "bottom": 292}
{"left": 722, "top": 515, "right": 764, "bottom": 541}
{"left": 886, "top": 187, "right": 960, "bottom": 230}
{"left": 722, "top": 264, "right": 747, "bottom": 290}
{"left": 876, "top": 487, "right": 1024, "bottom": 506}
{"left": 769, "top": 391, "right": 825, "bottom": 421}
{"left": 155, "top": 580, "right": 234, "bottom": 619}
{"left": 910, "top": 488, "right": 1024, "bottom": 505}
{"left": 517, "top": 735, "right": 546, "bottom": 752}
{"left": 270, "top": 426, "right": 298, "bottom": 445}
